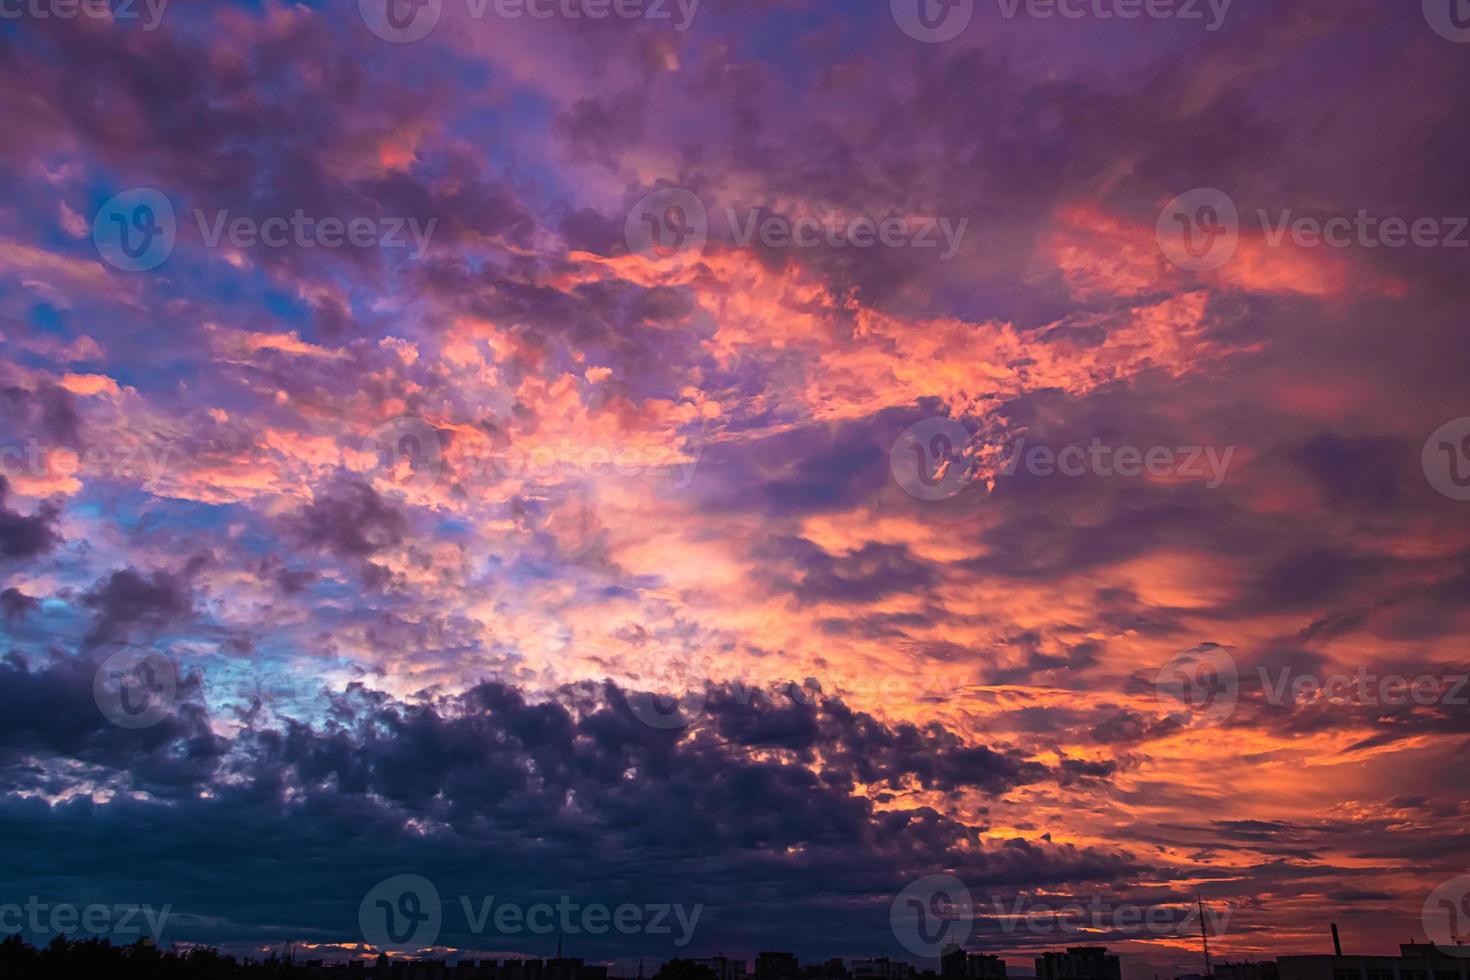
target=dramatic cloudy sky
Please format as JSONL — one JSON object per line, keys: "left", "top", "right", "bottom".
{"left": 1, "top": 0, "right": 1469, "bottom": 974}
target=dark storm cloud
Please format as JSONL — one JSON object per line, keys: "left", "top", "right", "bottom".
{"left": 0, "top": 672, "right": 1139, "bottom": 957}
{"left": 82, "top": 567, "right": 196, "bottom": 645}
{"left": 0, "top": 383, "right": 81, "bottom": 444}
{"left": 0, "top": 476, "right": 61, "bottom": 563}
{"left": 0, "top": 654, "right": 220, "bottom": 797}
{"left": 769, "top": 540, "right": 938, "bottom": 605}
{"left": 286, "top": 479, "right": 408, "bottom": 559}
{"left": 0, "top": 587, "right": 38, "bottom": 622}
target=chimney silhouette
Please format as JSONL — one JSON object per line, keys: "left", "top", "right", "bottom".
{"left": 1331, "top": 924, "right": 1343, "bottom": 956}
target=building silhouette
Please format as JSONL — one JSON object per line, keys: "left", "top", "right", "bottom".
{"left": 1036, "top": 947, "right": 1122, "bottom": 980}
{"left": 758, "top": 952, "right": 802, "bottom": 980}
{"left": 1215, "top": 960, "right": 1282, "bottom": 980}
{"left": 1279, "top": 943, "right": 1470, "bottom": 980}
{"left": 942, "top": 945, "right": 1007, "bottom": 980}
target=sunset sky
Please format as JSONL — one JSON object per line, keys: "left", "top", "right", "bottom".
{"left": 1, "top": 0, "right": 1469, "bottom": 975}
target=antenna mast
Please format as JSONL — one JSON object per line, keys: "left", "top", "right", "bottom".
{"left": 1198, "top": 895, "right": 1214, "bottom": 978}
